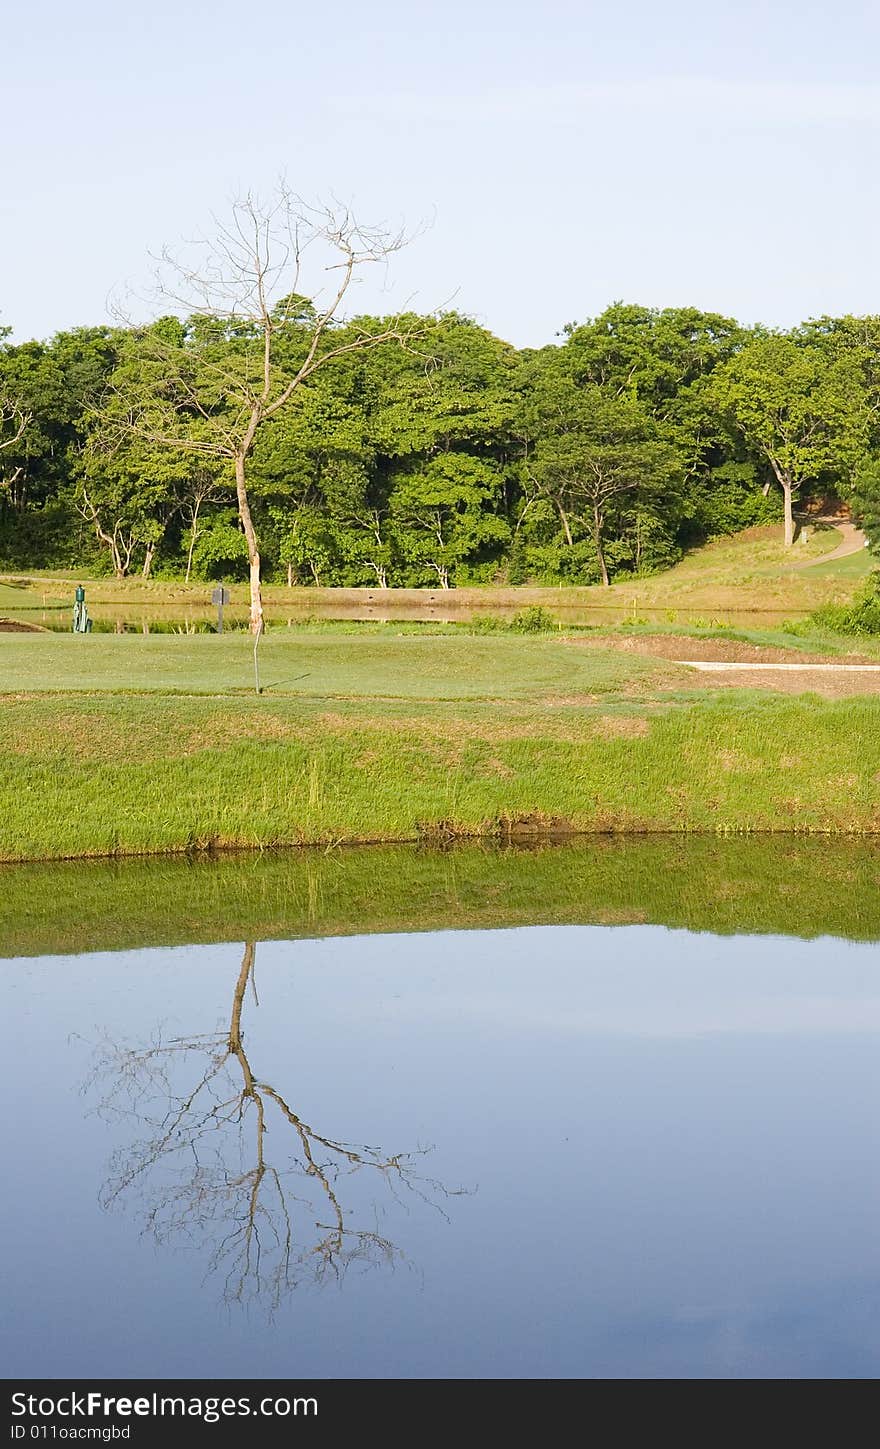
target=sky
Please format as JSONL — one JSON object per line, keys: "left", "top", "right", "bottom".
{"left": 3, "top": 0, "right": 880, "bottom": 347}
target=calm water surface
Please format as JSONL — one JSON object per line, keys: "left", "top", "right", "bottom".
{"left": 3, "top": 915, "right": 880, "bottom": 1378}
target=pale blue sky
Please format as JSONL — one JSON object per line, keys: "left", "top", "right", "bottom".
{"left": 4, "top": 0, "right": 880, "bottom": 346}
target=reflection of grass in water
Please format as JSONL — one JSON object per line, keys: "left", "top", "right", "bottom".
{"left": 5, "top": 836, "right": 880, "bottom": 956}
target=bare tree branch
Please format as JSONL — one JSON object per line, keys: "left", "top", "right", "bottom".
{"left": 100, "top": 183, "right": 419, "bottom": 633}
{"left": 83, "top": 942, "right": 463, "bottom": 1313}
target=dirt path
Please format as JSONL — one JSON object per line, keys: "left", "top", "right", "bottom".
{"left": 798, "top": 519, "right": 867, "bottom": 565}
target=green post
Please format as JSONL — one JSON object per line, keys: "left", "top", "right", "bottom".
{"left": 72, "top": 585, "right": 91, "bottom": 633}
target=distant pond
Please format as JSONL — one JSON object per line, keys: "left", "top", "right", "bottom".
{"left": 2, "top": 838, "right": 879, "bottom": 1379}
{"left": 10, "top": 600, "right": 805, "bottom": 633}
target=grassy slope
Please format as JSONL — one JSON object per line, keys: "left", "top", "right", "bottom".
{"left": 4, "top": 836, "right": 880, "bottom": 957}
{"left": 1, "top": 629, "right": 879, "bottom": 860}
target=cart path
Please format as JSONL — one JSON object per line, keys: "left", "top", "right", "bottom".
{"left": 674, "top": 660, "right": 880, "bottom": 672}
{"left": 671, "top": 657, "right": 880, "bottom": 697}
{"left": 798, "top": 519, "right": 867, "bottom": 565}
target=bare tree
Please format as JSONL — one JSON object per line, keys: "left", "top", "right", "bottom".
{"left": 109, "top": 186, "right": 416, "bottom": 632}
{"left": 76, "top": 485, "right": 140, "bottom": 578}
{"left": 0, "top": 392, "right": 31, "bottom": 498}
{"left": 83, "top": 943, "right": 458, "bottom": 1311}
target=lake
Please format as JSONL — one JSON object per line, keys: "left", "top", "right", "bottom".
{"left": 2, "top": 839, "right": 880, "bottom": 1379}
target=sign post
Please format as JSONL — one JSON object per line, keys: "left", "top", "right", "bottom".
{"left": 212, "top": 586, "right": 230, "bottom": 633}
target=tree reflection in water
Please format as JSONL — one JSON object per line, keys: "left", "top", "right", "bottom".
{"left": 84, "top": 943, "right": 458, "bottom": 1311}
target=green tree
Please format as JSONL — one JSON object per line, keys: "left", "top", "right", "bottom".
{"left": 390, "top": 455, "right": 510, "bottom": 587}
{"left": 712, "top": 333, "right": 868, "bottom": 546}
{"left": 850, "top": 458, "right": 880, "bottom": 551}
{"left": 521, "top": 365, "right": 683, "bottom": 586}
{"left": 189, "top": 510, "right": 250, "bottom": 580}
{"left": 77, "top": 431, "right": 183, "bottom": 577}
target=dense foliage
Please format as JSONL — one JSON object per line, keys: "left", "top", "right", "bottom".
{"left": 807, "top": 575, "right": 880, "bottom": 636}
{"left": 2, "top": 303, "right": 880, "bottom": 586}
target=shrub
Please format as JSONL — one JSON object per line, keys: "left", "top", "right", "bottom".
{"left": 807, "top": 573, "right": 880, "bottom": 635}
{"left": 509, "top": 605, "right": 558, "bottom": 634}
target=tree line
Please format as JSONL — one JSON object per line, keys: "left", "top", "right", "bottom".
{"left": 2, "top": 191, "right": 879, "bottom": 630}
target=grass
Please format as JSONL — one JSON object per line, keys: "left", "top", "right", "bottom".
{"left": 0, "top": 631, "right": 671, "bottom": 697}
{"left": 1, "top": 627, "right": 880, "bottom": 860}
{"left": 800, "top": 549, "right": 875, "bottom": 579}
{"left": 0, "top": 580, "right": 56, "bottom": 611}
{"left": 4, "top": 835, "right": 880, "bottom": 957}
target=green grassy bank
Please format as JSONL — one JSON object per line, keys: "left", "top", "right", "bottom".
{"left": 4, "top": 836, "right": 880, "bottom": 957}
{"left": 1, "top": 631, "right": 879, "bottom": 861}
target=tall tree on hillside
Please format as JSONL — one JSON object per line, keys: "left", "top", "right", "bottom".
{"left": 100, "top": 186, "right": 415, "bottom": 630}
{"left": 368, "top": 314, "right": 517, "bottom": 585}
{"left": 712, "top": 334, "right": 868, "bottom": 546}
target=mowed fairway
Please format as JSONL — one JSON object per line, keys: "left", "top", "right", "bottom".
{"left": 1, "top": 628, "right": 879, "bottom": 860}
{"left": 0, "top": 630, "right": 671, "bottom": 699}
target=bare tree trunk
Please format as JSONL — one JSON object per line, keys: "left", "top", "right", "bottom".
{"left": 593, "top": 506, "right": 609, "bottom": 587}
{"left": 234, "top": 454, "right": 263, "bottom": 633}
{"left": 108, "top": 531, "right": 126, "bottom": 577}
{"left": 287, "top": 562, "right": 293, "bottom": 588}
{"left": 557, "top": 502, "right": 574, "bottom": 547}
{"left": 80, "top": 491, "right": 126, "bottom": 576}
{"left": 184, "top": 497, "right": 201, "bottom": 584}
{"left": 142, "top": 544, "right": 155, "bottom": 579}
{"left": 228, "top": 942, "right": 256, "bottom": 1059}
